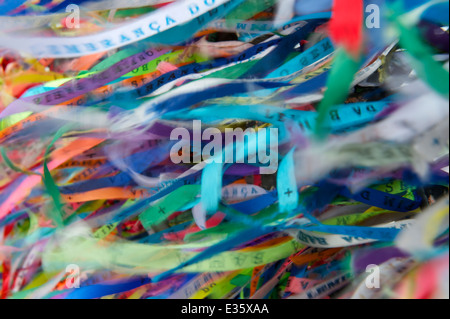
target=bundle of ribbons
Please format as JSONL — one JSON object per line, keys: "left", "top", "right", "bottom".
{"left": 0, "top": 0, "right": 448, "bottom": 299}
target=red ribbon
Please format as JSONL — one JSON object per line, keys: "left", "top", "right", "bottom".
{"left": 329, "top": 0, "right": 364, "bottom": 58}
